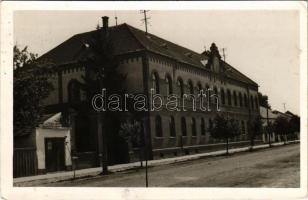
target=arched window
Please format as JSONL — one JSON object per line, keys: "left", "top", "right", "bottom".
{"left": 201, "top": 118, "right": 206, "bottom": 135}
{"left": 191, "top": 117, "right": 197, "bottom": 136}
{"left": 244, "top": 94, "right": 248, "bottom": 107}
{"left": 155, "top": 115, "right": 162, "bottom": 137}
{"left": 181, "top": 117, "right": 187, "bottom": 136}
{"left": 209, "top": 118, "right": 213, "bottom": 131}
{"left": 239, "top": 92, "right": 243, "bottom": 107}
{"left": 214, "top": 87, "right": 218, "bottom": 94}
{"left": 177, "top": 78, "right": 184, "bottom": 97}
{"left": 212, "top": 87, "right": 218, "bottom": 104}
{"left": 241, "top": 120, "right": 245, "bottom": 134}
{"left": 169, "top": 116, "right": 176, "bottom": 137}
{"left": 152, "top": 72, "right": 160, "bottom": 94}
{"left": 255, "top": 96, "right": 259, "bottom": 109}
{"left": 197, "top": 82, "right": 202, "bottom": 93}
{"left": 205, "top": 84, "right": 210, "bottom": 94}
{"left": 166, "top": 74, "right": 173, "bottom": 95}
{"left": 188, "top": 80, "right": 194, "bottom": 95}
{"left": 227, "top": 90, "right": 232, "bottom": 106}
{"left": 68, "top": 80, "right": 81, "bottom": 103}
{"left": 250, "top": 95, "right": 254, "bottom": 110}
{"left": 221, "top": 88, "right": 225, "bottom": 105}
{"left": 233, "top": 91, "right": 238, "bottom": 106}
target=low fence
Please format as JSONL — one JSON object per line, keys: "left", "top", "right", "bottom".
{"left": 13, "top": 148, "right": 38, "bottom": 178}
{"left": 152, "top": 140, "right": 264, "bottom": 159}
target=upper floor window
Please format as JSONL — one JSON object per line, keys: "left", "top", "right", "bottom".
{"left": 233, "top": 91, "right": 238, "bottom": 106}
{"left": 166, "top": 74, "right": 173, "bottom": 95}
{"left": 255, "top": 96, "right": 259, "bottom": 109}
{"left": 212, "top": 87, "right": 218, "bottom": 104}
{"left": 227, "top": 90, "right": 232, "bottom": 106}
{"left": 188, "top": 80, "right": 194, "bottom": 95}
{"left": 244, "top": 94, "right": 248, "bottom": 107}
{"left": 177, "top": 78, "right": 184, "bottom": 98}
{"left": 155, "top": 115, "right": 163, "bottom": 137}
{"left": 213, "top": 87, "right": 218, "bottom": 96}
{"left": 250, "top": 95, "right": 254, "bottom": 110}
{"left": 197, "top": 82, "right": 202, "bottom": 93}
{"left": 68, "top": 80, "right": 81, "bottom": 103}
{"left": 205, "top": 84, "right": 210, "bottom": 94}
{"left": 239, "top": 92, "right": 243, "bottom": 107}
{"left": 152, "top": 72, "right": 160, "bottom": 94}
{"left": 221, "top": 88, "right": 225, "bottom": 105}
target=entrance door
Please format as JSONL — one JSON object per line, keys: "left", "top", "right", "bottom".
{"left": 45, "top": 138, "right": 65, "bottom": 172}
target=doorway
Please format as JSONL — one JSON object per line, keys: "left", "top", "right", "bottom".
{"left": 45, "top": 138, "right": 65, "bottom": 172}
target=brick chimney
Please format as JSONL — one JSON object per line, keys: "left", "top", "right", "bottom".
{"left": 102, "top": 16, "right": 109, "bottom": 32}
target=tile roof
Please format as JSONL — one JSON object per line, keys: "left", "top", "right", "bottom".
{"left": 39, "top": 23, "right": 258, "bottom": 87}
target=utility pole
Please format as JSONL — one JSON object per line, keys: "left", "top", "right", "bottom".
{"left": 140, "top": 10, "right": 150, "bottom": 34}
{"left": 283, "top": 103, "right": 286, "bottom": 112}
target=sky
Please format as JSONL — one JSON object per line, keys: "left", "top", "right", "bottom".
{"left": 14, "top": 10, "right": 300, "bottom": 115}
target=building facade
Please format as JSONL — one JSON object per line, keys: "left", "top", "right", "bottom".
{"left": 260, "top": 106, "right": 298, "bottom": 143}
{"left": 24, "top": 16, "right": 261, "bottom": 170}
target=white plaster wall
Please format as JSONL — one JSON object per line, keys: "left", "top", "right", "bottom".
{"left": 36, "top": 128, "right": 71, "bottom": 170}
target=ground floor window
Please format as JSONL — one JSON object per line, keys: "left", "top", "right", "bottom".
{"left": 155, "top": 115, "right": 163, "bottom": 137}
{"left": 169, "top": 116, "right": 176, "bottom": 137}
{"left": 191, "top": 117, "right": 197, "bottom": 136}
{"left": 181, "top": 117, "right": 187, "bottom": 136}
{"left": 201, "top": 118, "right": 206, "bottom": 136}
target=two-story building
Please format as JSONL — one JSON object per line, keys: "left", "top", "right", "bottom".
{"left": 15, "top": 16, "right": 261, "bottom": 173}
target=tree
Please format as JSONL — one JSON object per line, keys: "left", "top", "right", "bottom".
{"left": 258, "top": 92, "right": 271, "bottom": 109}
{"left": 266, "top": 121, "right": 274, "bottom": 147}
{"left": 274, "top": 116, "right": 289, "bottom": 144}
{"left": 289, "top": 114, "right": 300, "bottom": 140}
{"left": 119, "top": 119, "right": 145, "bottom": 167}
{"left": 13, "top": 45, "right": 54, "bottom": 136}
{"left": 209, "top": 114, "right": 241, "bottom": 155}
{"left": 248, "top": 116, "right": 263, "bottom": 150}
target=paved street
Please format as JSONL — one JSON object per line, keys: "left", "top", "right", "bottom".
{"left": 41, "top": 144, "right": 299, "bottom": 187}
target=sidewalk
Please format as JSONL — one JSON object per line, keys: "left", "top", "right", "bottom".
{"left": 13, "top": 140, "right": 299, "bottom": 186}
